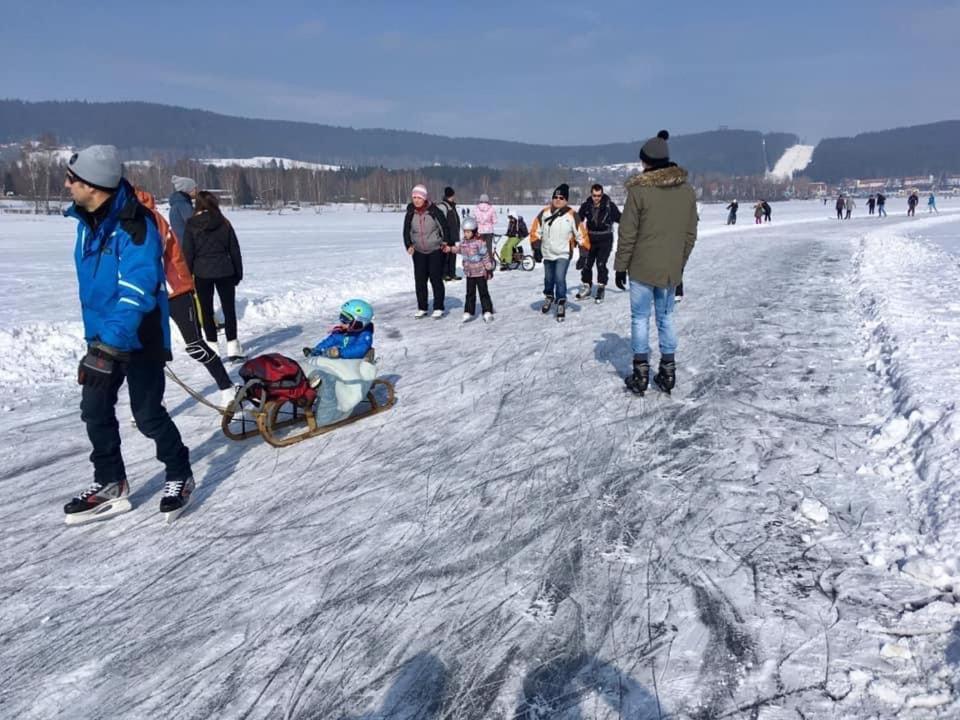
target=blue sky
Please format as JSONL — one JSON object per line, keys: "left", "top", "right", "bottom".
{"left": 3, "top": 0, "right": 957, "bottom": 145}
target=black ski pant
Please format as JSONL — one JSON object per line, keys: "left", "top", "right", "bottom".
{"left": 836, "top": 209, "right": 844, "bottom": 220}
{"left": 413, "top": 250, "right": 446, "bottom": 311}
{"left": 444, "top": 249, "right": 458, "bottom": 278}
{"left": 168, "top": 292, "right": 233, "bottom": 390}
{"left": 81, "top": 354, "right": 191, "bottom": 485}
{"left": 580, "top": 234, "right": 613, "bottom": 286}
{"left": 194, "top": 276, "right": 238, "bottom": 343}
{"left": 464, "top": 276, "right": 493, "bottom": 315}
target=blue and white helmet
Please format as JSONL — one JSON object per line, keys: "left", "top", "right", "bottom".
{"left": 339, "top": 298, "right": 374, "bottom": 328}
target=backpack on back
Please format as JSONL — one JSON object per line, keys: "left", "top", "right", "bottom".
{"left": 134, "top": 187, "right": 194, "bottom": 299}
{"left": 238, "top": 353, "right": 317, "bottom": 408}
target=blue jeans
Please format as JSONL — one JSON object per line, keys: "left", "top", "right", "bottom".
{"left": 629, "top": 280, "right": 678, "bottom": 356}
{"left": 543, "top": 257, "right": 570, "bottom": 300}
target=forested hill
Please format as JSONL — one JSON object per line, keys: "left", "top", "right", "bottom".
{"left": 0, "top": 100, "right": 795, "bottom": 175}
{"left": 805, "top": 121, "right": 960, "bottom": 182}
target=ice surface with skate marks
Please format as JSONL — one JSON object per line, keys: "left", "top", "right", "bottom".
{"left": 0, "top": 200, "right": 959, "bottom": 718}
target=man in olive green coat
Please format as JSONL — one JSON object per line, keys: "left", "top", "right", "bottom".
{"left": 614, "top": 130, "right": 698, "bottom": 395}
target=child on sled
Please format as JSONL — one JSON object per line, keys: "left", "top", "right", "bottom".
{"left": 303, "top": 299, "right": 375, "bottom": 361}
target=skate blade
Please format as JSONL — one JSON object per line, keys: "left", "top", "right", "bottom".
{"left": 64, "top": 497, "right": 132, "bottom": 526}
{"left": 163, "top": 499, "right": 191, "bottom": 525}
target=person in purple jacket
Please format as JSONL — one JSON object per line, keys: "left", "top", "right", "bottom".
{"left": 444, "top": 216, "right": 495, "bottom": 323}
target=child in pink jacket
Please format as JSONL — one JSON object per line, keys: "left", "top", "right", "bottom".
{"left": 473, "top": 193, "right": 498, "bottom": 267}
{"left": 444, "top": 216, "right": 495, "bottom": 322}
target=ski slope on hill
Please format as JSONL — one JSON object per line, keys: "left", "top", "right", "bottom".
{"left": 1, "top": 201, "right": 958, "bottom": 718}
{"left": 768, "top": 144, "right": 815, "bottom": 179}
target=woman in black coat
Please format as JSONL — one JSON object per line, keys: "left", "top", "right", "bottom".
{"left": 182, "top": 191, "right": 245, "bottom": 359}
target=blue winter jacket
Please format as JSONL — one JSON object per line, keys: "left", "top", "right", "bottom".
{"left": 311, "top": 325, "right": 374, "bottom": 359}
{"left": 168, "top": 191, "right": 193, "bottom": 243}
{"left": 68, "top": 179, "right": 172, "bottom": 358}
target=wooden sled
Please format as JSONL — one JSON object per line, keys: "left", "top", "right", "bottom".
{"left": 221, "top": 378, "right": 395, "bottom": 448}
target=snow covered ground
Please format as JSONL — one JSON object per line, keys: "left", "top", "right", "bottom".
{"left": 1, "top": 199, "right": 959, "bottom": 718}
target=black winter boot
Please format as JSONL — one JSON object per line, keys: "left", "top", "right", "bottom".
{"left": 654, "top": 359, "right": 676, "bottom": 394}
{"left": 624, "top": 355, "right": 649, "bottom": 395}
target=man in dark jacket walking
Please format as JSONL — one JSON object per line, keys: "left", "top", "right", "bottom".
{"left": 62, "top": 145, "right": 193, "bottom": 525}
{"left": 437, "top": 186, "right": 461, "bottom": 281}
{"left": 168, "top": 175, "right": 197, "bottom": 244}
{"left": 576, "top": 184, "right": 621, "bottom": 303}
{"left": 615, "top": 131, "right": 697, "bottom": 396}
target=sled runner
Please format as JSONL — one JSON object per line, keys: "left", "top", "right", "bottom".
{"left": 221, "top": 354, "right": 395, "bottom": 448}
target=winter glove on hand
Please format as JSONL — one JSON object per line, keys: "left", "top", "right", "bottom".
{"left": 78, "top": 342, "right": 128, "bottom": 389}
{"left": 615, "top": 271, "right": 628, "bottom": 291}
{"left": 302, "top": 347, "right": 314, "bottom": 357}
{"left": 325, "top": 347, "right": 340, "bottom": 359}
{"left": 532, "top": 244, "right": 543, "bottom": 263}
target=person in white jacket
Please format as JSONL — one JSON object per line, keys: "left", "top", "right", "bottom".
{"left": 528, "top": 184, "right": 589, "bottom": 321}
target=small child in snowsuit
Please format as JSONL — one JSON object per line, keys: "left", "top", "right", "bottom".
{"left": 303, "top": 299, "right": 375, "bottom": 360}
{"left": 444, "top": 216, "right": 495, "bottom": 322}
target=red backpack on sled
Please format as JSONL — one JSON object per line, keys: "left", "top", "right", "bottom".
{"left": 238, "top": 354, "right": 316, "bottom": 409}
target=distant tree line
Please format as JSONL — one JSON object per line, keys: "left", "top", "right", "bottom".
{"left": 0, "top": 100, "right": 795, "bottom": 175}
{"left": 805, "top": 121, "right": 960, "bottom": 183}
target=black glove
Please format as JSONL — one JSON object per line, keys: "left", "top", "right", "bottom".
{"left": 302, "top": 346, "right": 314, "bottom": 357}
{"left": 615, "top": 271, "right": 627, "bottom": 290}
{"left": 575, "top": 254, "right": 585, "bottom": 270}
{"left": 78, "top": 342, "right": 128, "bottom": 389}
{"left": 533, "top": 244, "right": 543, "bottom": 263}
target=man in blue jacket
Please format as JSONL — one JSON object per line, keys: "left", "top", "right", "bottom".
{"left": 63, "top": 145, "right": 194, "bottom": 525}
{"left": 168, "top": 175, "right": 196, "bottom": 243}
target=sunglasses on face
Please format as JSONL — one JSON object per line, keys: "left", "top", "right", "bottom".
{"left": 552, "top": 195, "right": 565, "bottom": 200}
{"left": 339, "top": 313, "right": 364, "bottom": 331}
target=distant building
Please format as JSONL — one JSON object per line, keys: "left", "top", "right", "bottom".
{"left": 854, "top": 178, "right": 887, "bottom": 190}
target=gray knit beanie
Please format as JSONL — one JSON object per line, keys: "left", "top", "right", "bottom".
{"left": 639, "top": 130, "right": 670, "bottom": 165}
{"left": 67, "top": 145, "right": 122, "bottom": 190}
{"left": 172, "top": 175, "right": 197, "bottom": 193}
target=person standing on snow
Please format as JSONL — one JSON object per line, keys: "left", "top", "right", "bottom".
{"left": 615, "top": 130, "right": 697, "bottom": 396}
{"left": 61, "top": 145, "right": 193, "bottom": 525}
{"left": 866, "top": 194, "right": 876, "bottom": 215}
{"left": 168, "top": 175, "right": 197, "bottom": 247}
{"left": 529, "top": 183, "right": 589, "bottom": 322}
{"left": 437, "top": 186, "right": 461, "bottom": 281}
{"left": 753, "top": 201, "right": 764, "bottom": 224}
{"left": 927, "top": 193, "right": 938, "bottom": 213}
{"left": 761, "top": 200, "right": 772, "bottom": 223}
{"left": 907, "top": 192, "right": 919, "bottom": 216}
{"left": 726, "top": 199, "right": 738, "bottom": 224}
{"left": 576, "top": 183, "right": 621, "bottom": 303}
{"left": 403, "top": 184, "right": 451, "bottom": 318}
{"left": 182, "top": 192, "right": 245, "bottom": 361}
{"left": 473, "top": 193, "right": 498, "bottom": 271}
{"left": 876, "top": 192, "right": 887, "bottom": 217}
{"left": 835, "top": 195, "right": 845, "bottom": 220}
{"left": 844, "top": 196, "right": 856, "bottom": 220}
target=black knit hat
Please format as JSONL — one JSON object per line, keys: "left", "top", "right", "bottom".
{"left": 444, "top": 186, "right": 455, "bottom": 199}
{"left": 639, "top": 130, "right": 670, "bottom": 164}
{"left": 553, "top": 183, "right": 569, "bottom": 200}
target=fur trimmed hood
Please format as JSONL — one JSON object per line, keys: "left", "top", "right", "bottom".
{"left": 625, "top": 165, "right": 688, "bottom": 189}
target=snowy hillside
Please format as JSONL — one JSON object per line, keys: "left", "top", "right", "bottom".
{"left": 198, "top": 156, "right": 341, "bottom": 171}
{"left": 768, "top": 144, "right": 815, "bottom": 179}
{"left": 1, "top": 201, "right": 959, "bottom": 718}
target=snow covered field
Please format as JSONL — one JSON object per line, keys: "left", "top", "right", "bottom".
{"left": 1, "top": 199, "right": 959, "bottom": 718}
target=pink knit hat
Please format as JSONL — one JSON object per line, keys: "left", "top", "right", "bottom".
{"left": 411, "top": 184, "right": 429, "bottom": 200}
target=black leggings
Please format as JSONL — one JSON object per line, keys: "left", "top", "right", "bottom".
{"left": 413, "top": 250, "right": 445, "bottom": 311}
{"left": 465, "top": 277, "right": 493, "bottom": 315}
{"left": 168, "top": 292, "right": 233, "bottom": 390}
{"left": 194, "top": 276, "right": 238, "bottom": 344}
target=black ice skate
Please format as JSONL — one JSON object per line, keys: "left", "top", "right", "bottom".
{"left": 160, "top": 476, "right": 196, "bottom": 524}
{"left": 653, "top": 360, "right": 676, "bottom": 394}
{"left": 624, "top": 357, "right": 650, "bottom": 395}
{"left": 575, "top": 283, "right": 591, "bottom": 300}
{"left": 541, "top": 295, "right": 554, "bottom": 314}
{"left": 595, "top": 285, "right": 606, "bottom": 304}
{"left": 64, "top": 478, "right": 132, "bottom": 525}
{"left": 556, "top": 299, "right": 566, "bottom": 322}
